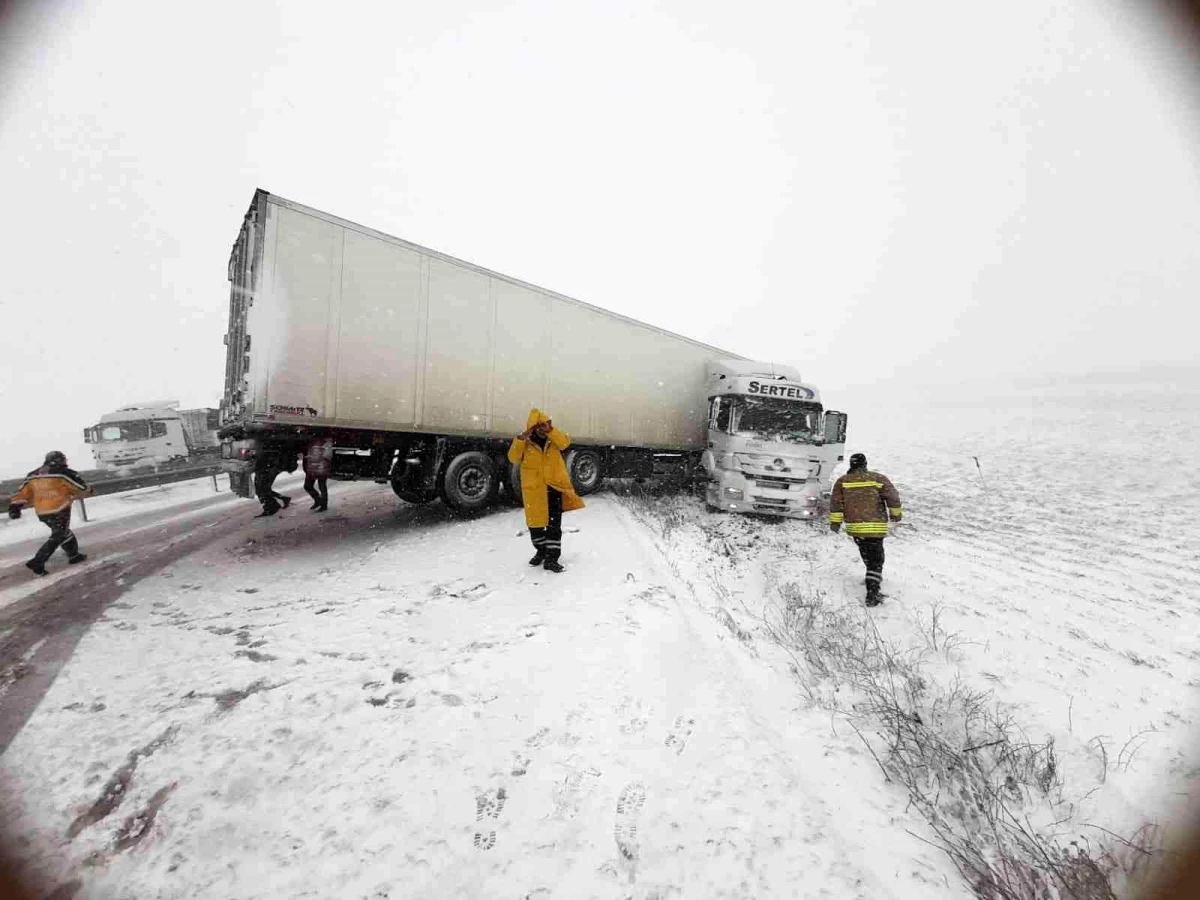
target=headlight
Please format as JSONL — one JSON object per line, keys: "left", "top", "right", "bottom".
{"left": 724, "top": 488, "right": 744, "bottom": 500}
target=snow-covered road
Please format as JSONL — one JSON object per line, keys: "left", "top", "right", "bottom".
{"left": 2, "top": 378, "right": 1197, "bottom": 899}
{"left": 0, "top": 488, "right": 961, "bottom": 900}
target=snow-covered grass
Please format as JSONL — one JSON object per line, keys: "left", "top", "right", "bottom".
{"left": 612, "top": 375, "right": 1200, "bottom": 898}
{"left": 1, "top": 376, "right": 1197, "bottom": 899}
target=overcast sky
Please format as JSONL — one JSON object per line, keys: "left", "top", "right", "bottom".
{"left": 1, "top": 0, "right": 1198, "bottom": 476}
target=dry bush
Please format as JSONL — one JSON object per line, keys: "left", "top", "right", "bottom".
{"left": 767, "top": 579, "right": 1146, "bottom": 900}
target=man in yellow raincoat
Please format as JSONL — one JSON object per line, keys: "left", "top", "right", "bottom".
{"left": 508, "top": 409, "right": 584, "bottom": 573}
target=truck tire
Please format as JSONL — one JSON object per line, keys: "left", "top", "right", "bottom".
{"left": 441, "top": 451, "right": 496, "bottom": 513}
{"left": 566, "top": 448, "right": 603, "bottom": 495}
{"left": 390, "top": 465, "right": 438, "bottom": 504}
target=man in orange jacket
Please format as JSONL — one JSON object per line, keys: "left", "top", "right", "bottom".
{"left": 7, "top": 451, "right": 96, "bottom": 576}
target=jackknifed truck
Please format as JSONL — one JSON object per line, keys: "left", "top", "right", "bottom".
{"left": 218, "top": 190, "right": 848, "bottom": 518}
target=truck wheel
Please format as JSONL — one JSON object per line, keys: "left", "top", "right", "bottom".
{"left": 566, "top": 449, "right": 603, "bottom": 495}
{"left": 441, "top": 451, "right": 496, "bottom": 513}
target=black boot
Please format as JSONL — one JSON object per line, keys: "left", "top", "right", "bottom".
{"left": 315, "top": 503, "right": 327, "bottom": 512}
{"left": 865, "top": 588, "right": 882, "bottom": 607}
{"left": 529, "top": 552, "right": 545, "bottom": 566}
{"left": 68, "top": 554, "right": 88, "bottom": 565}
{"left": 310, "top": 500, "right": 321, "bottom": 510}
{"left": 280, "top": 495, "right": 292, "bottom": 509}
{"left": 255, "top": 505, "right": 280, "bottom": 518}
{"left": 25, "top": 560, "right": 47, "bottom": 576}
{"left": 543, "top": 560, "right": 565, "bottom": 574}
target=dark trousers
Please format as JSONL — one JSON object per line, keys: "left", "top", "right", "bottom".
{"left": 254, "top": 469, "right": 287, "bottom": 512}
{"left": 854, "top": 537, "right": 885, "bottom": 593}
{"left": 304, "top": 475, "right": 328, "bottom": 506}
{"left": 32, "top": 509, "right": 80, "bottom": 566}
{"left": 529, "top": 488, "right": 564, "bottom": 561}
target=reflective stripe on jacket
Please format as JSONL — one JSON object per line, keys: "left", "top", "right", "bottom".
{"left": 507, "top": 409, "right": 585, "bottom": 528}
{"left": 829, "top": 469, "right": 902, "bottom": 537}
{"left": 9, "top": 465, "right": 94, "bottom": 516}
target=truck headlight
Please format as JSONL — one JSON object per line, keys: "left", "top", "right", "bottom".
{"left": 723, "top": 488, "right": 744, "bottom": 500}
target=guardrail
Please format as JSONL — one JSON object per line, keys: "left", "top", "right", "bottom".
{"left": 1, "top": 464, "right": 230, "bottom": 522}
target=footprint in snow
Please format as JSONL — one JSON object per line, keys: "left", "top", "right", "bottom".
{"left": 473, "top": 787, "right": 507, "bottom": 850}
{"left": 664, "top": 715, "right": 696, "bottom": 756}
{"left": 511, "top": 752, "right": 531, "bottom": 777}
{"left": 614, "top": 782, "right": 646, "bottom": 861}
{"left": 553, "top": 765, "right": 601, "bottom": 820}
{"left": 632, "top": 586, "right": 673, "bottom": 609}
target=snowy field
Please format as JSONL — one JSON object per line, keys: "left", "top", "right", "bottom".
{"left": 1, "top": 376, "right": 1198, "bottom": 899}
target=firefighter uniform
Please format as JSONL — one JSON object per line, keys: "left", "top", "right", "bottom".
{"left": 829, "top": 453, "right": 902, "bottom": 605}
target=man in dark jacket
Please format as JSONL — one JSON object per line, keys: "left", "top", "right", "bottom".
{"left": 829, "top": 453, "right": 903, "bottom": 607}
{"left": 253, "top": 448, "right": 294, "bottom": 517}
{"left": 7, "top": 451, "right": 95, "bottom": 576}
{"left": 302, "top": 437, "right": 333, "bottom": 512}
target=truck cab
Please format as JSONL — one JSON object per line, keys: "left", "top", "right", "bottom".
{"left": 699, "top": 360, "right": 847, "bottom": 519}
{"left": 84, "top": 402, "right": 218, "bottom": 471}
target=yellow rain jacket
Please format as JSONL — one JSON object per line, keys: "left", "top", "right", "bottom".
{"left": 507, "top": 409, "right": 585, "bottom": 528}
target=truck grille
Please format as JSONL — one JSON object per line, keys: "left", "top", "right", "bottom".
{"left": 750, "top": 496, "right": 790, "bottom": 507}
{"left": 747, "top": 473, "right": 807, "bottom": 489}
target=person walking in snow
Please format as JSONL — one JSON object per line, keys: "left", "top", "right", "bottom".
{"left": 302, "top": 436, "right": 333, "bottom": 512}
{"left": 829, "top": 452, "right": 903, "bottom": 607}
{"left": 7, "top": 451, "right": 95, "bottom": 576}
{"left": 508, "top": 409, "right": 584, "bottom": 573}
{"left": 253, "top": 447, "right": 294, "bottom": 517}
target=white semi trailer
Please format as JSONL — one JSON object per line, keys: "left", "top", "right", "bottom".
{"left": 218, "top": 190, "right": 847, "bottom": 518}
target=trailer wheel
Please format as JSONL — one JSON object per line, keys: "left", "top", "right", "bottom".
{"left": 566, "top": 449, "right": 603, "bottom": 495}
{"left": 441, "top": 451, "right": 496, "bottom": 513}
{"left": 390, "top": 466, "right": 438, "bottom": 504}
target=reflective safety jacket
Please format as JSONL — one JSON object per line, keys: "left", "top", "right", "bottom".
{"left": 507, "top": 409, "right": 585, "bottom": 528}
{"left": 9, "top": 464, "right": 94, "bottom": 516}
{"left": 829, "top": 468, "right": 902, "bottom": 537}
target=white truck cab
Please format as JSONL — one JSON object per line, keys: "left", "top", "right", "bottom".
{"left": 700, "top": 360, "right": 847, "bottom": 519}
{"left": 84, "top": 402, "right": 219, "bottom": 471}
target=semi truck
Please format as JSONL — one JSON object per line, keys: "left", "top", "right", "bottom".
{"left": 218, "top": 190, "right": 848, "bottom": 518}
{"left": 84, "top": 402, "right": 221, "bottom": 471}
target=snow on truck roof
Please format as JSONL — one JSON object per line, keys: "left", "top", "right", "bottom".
{"left": 238, "top": 189, "right": 748, "bottom": 363}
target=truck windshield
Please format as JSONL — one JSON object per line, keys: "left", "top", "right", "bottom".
{"left": 96, "top": 421, "right": 169, "bottom": 442}
{"left": 731, "top": 398, "right": 822, "bottom": 443}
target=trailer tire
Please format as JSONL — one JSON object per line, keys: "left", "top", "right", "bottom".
{"left": 441, "top": 451, "right": 496, "bottom": 513}
{"left": 566, "top": 448, "right": 603, "bottom": 495}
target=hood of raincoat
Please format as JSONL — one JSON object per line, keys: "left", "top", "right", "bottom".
{"left": 526, "top": 409, "right": 551, "bottom": 429}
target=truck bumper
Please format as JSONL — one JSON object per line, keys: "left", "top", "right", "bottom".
{"left": 706, "top": 471, "right": 825, "bottom": 519}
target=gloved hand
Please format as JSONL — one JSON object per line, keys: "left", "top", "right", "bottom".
{"left": 7, "top": 506, "right": 21, "bottom": 520}
{"left": 829, "top": 522, "right": 840, "bottom": 533}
